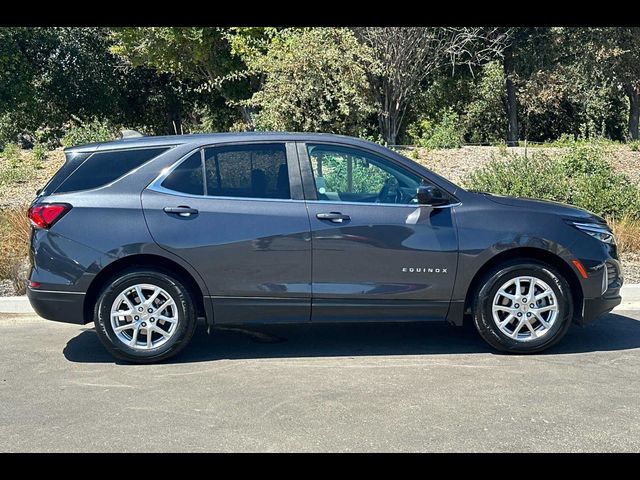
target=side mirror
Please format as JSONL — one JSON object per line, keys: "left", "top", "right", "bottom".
{"left": 416, "top": 185, "right": 449, "bottom": 206}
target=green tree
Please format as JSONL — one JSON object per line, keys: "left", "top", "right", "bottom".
{"left": 0, "top": 27, "right": 199, "bottom": 145}
{"left": 464, "top": 60, "right": 508, "bottom": 143}
{"left": 110, "top": 27, "right": 275, "bottom": 129}
{"left": 353, "top": 27, "right": 508, "bottom": 145}
{"left": 562, "top": 28, "right": 640, "bottom": 140}
{"left": 242, "top": 28, "right": 377, "bottom": 135}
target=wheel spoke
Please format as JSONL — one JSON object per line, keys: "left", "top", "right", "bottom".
{"left": 535, "top": 290, "right": 553, "bottom": 301}
{"left": 120, "top": 294, "right": 135, "bottom": 311}
{"left": 524, "top": 319, "right": 537, "bottom": 338}
{"left": 493, "top": 305, "right": 518, "bottom": 314}
{"left": 129, "top": 324, "right": 140, "bottom": 346}
{"left": 497, "top": 289, "right": 517, "bottom": 302}
{"left": 155, "top": 299, "right": 175, "bottom": 315}
{"left": 153, "top": 325, "right": 171, "bottom": 337}
{"left": 134, "top": 285, "right": 146, "bottom": 304}
{"left": 157, "top": 315, "right": 177, "bottom": 324}
{"left": 114, "top": 323, "right": 135, "bottom": 333}
{"left": 533, "top": 305, "right": 556, "bottom": 314}
{"left": 515, "top": 278, "right": 522, "bottom": 296}
{"left": 498, "top": 314, "right": 515, "bottom": 328}
{"left": 532, "top": 311, "right": 551, "bottom": 327}
{"left": 511, "top": 321, "right": 525, "bottom": 338}
{"left": 527, "top": 278, "right": 537, "bottom": 297}
{"left": 146, "top": 328, "right": 153, "bottom": 348}
{"left": 147, "top": 287, "right": 162, "bottom": 306}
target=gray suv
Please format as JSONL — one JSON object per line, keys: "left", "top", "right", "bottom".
{"left": 27, "top": 133, "right": 622, "bottom": 363}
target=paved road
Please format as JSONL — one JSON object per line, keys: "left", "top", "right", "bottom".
{"left": 1, "top": 312, "right": 640, "bottom": 452}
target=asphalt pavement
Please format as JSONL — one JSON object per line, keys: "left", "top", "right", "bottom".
{"left": 1, "top": 311, "right": 640, "bottom": 452}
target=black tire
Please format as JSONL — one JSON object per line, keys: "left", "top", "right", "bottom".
{"left": 472, "top": 259, "right": 573, "bottom": 354}
{"left": 93, "top": 268, "right": 198, "bottom": 363}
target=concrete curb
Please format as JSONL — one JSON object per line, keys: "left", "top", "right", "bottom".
{"left": 0, "top": 296, "right": 35, "bottom": 314}
{"left": 1, "top": 285, "right": 640, "bottom": 315}
{"left": 622, "top": 285, "right": 640, "bottom": 302}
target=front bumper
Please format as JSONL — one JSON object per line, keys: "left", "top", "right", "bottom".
{"left": 581, "top": 292, "right": 622, "bottom": 325}
{"left": 576, "top": 258, "right": 623, "bottom": 325}
{"left": 26, "top": 287, "right": 87, "bottom": 325}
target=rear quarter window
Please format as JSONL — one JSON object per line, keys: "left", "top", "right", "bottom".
{"left": 54, "top": 147, "right": 170, "bottom": 194}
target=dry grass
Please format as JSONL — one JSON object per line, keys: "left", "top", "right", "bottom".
{"left": 0, "top": 206, "right": 31, "bottom": 295}
{"left": 609, "top": 215, "right": 640, "bottom": 256}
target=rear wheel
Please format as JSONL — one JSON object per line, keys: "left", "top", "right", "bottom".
{"left": 94, "top": 268, "right": 198, "bottom": 363}
{"left": 472, "top": 260, "right": 573, "bottom": 353}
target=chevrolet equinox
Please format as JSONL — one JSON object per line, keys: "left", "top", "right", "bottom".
{"left": 26, "top": 133, "right": 623, "bottom": 362}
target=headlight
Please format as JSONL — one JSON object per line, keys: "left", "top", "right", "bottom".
{"left": 569, "top": 222, "right": 616, "bottom": 245}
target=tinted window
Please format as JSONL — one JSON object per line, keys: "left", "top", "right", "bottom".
{"left": 161, "top": 151, "right": 204, "bottom": 196}
{"left": 55, "top": 147, "right": 169, "bottom": 193}
{"left": 307, "top": 144, "right": 423, "bottom": 205}
{"left": 204, "top": 144, "right": 290, "bottom": 199}
{"left": 40, "top": 152, "right": 92, "bottom": 196}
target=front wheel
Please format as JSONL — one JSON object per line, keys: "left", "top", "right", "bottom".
{"left": 94, "top": 268, "right": 198, "bottom": 363}
{"left": 472, "top": 260, "right": 573, "bottom": 353}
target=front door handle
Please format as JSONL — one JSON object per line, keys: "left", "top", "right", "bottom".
{"left": 163, "top": 206, "right": 199, "bottom": 217}
{"left": 316, "top": 212, "right": 350, "bottom": 223}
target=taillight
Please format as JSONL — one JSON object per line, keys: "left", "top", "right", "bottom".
{"left": 27, "top": 203, "right": 71, "bottom": 229}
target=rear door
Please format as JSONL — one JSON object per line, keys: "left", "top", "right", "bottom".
{"left": 298, "top": 142, "right": 458, "bottom": 322}
{"left": 142, "top": 142, "right": 312, "bottom": 324}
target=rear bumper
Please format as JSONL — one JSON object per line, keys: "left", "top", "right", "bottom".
{"left": 26, "top": 287, "right": 87, "bottom": 325}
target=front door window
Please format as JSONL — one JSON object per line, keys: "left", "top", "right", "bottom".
{"left": 307, "top": 144, "right": 423, "bottom": 205}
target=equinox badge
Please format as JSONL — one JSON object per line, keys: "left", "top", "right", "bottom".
{"left": 402, "top": 267, "right": 448, "bottom": 273}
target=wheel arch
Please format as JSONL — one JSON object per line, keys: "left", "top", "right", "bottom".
{"left": 462, "top": 247, "right": 583, "bottom": 322}
{"left": 84, "top": 254, "right": 211, "bottom": 325}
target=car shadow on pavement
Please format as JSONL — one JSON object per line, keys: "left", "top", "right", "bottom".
{"left": 63, "top": 312, "right": 640, "bottom": 364}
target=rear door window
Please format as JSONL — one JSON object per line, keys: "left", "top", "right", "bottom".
{"left": 203, "top": 143, "right": 290, "bottom": 199}
{"left": 160, "top": 151, "right": 204, "bottom": 196}
{"left": 55, "top": 147, "right": 170, "bottom": 193}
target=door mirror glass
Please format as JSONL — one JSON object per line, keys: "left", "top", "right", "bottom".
{"left": 416, "top": 185, "right": 448, "bottom": 206}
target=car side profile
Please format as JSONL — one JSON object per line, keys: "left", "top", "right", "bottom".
{"left": 26, "top": 132, "right": 623, "bottom": 363}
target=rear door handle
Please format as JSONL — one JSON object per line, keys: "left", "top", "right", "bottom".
{"left": 163, "top": 206, "right": 199, "bottom": 217}
{"left": 316, "top": 212, "right": 350, "bottom": 223}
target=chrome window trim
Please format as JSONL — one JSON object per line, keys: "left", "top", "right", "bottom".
{"left": 147, "top": 143, "right": 462, "bottom": 208}
{"left": 304, "top": 200, "right": 462, "bottom": 209}
{"left": 299, "top": 140, "right": 461, "bottom": 203}
{"left": 149, "top": 182, "right": 460, "bottom": 208}
{"left": 147, "top": 143, "right": 298, "bottom": 202}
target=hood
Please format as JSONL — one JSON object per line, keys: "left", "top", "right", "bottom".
{"left": 480, "top": 193, "right": 606, "bottom": 224}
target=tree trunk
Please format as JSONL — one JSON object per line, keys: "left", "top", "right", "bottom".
{"left": 625, "top": 83, "right": 639, "bottom": 141}
{"left": 503, "top": 47, "right": 519, "bottom": 147}
{"left": 238, "top": 105, "right": 255, "bottom": 131}
{"left": 166, "top": 102, "right": 182, "bottom": 135}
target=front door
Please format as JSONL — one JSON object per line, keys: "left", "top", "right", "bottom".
{"left": 299, "top": 143, "right": 458, "bottom": 322}
{"left": 142, "top": 142, "right": 311, "bottom": 323}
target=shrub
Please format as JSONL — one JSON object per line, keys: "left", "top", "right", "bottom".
{"left": 465, "top": 140, "right": 640, "bottom": 221}
{"left": 61, "top": 118, "right": 116, "bottom": 148}
{"left": 407, "top": 110, "right": 463, "bottom": 149}
{"left": 609, "top": 215, "right": 640, "bottom": 255}
{"left": 0, "top": 207, "right": 31, "bottom": 295}
{"left": 630, "top": 140, "right": 640, "bottom": 152}
{"left": 465, "top": 152, "right": 570, "bottom": 202}
{"left": 31, "top": 143, "right": 47, "bottom": 162}
{"left": 0, "top": 143, "right": 29, "bottom": 186}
